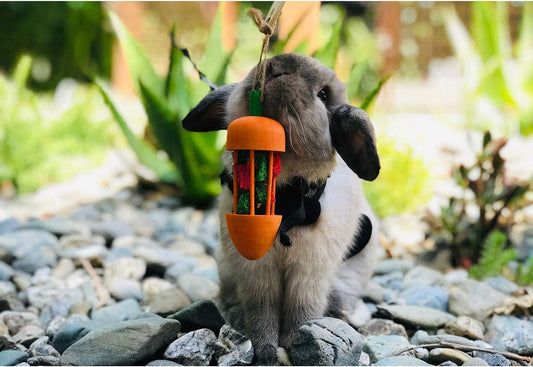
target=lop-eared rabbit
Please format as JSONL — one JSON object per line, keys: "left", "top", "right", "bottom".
{"left": 183, "top": 53, "right": 381, "bottom": 365}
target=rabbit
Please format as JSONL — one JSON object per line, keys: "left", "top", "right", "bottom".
{"left": 182, "top": 53, "right": 381, "bottom": 365}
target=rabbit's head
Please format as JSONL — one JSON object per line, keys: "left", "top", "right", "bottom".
{"left": 183, "top": 53, "right": 380, "bottom": 183}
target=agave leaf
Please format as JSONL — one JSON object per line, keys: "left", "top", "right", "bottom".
{"left": 200, "top": 5, "right": 230, "bottom": 82}
{"left": 313, "top": 16, "right": 343, "bottom": 69}
{"left": 214, "top": 49, "right": 235, "bottom": 87}
{"left": 108, "top": 11, "right": 164, "bottom": 98}
{"left": 360, "top": 75, "right": 390, "bottom": 111}
{"left": 96, "top": 79, "right": 179, "bottom": 183}
{"left": 165, "top": 28, "right": 191, "bottom": 119}
{"left": 139, "top": 80, "right": 182, "bottom": 168}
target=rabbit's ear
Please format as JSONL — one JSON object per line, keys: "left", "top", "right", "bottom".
{"left": 330, "top": 105, "right": 380, "bottom": 181}
{"left": 182, "top": 83, "right": 236, "bottom": 132}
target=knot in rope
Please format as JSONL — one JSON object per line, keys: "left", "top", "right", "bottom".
{"left": 247, "top": 8, "right": 274, "bottom": 36}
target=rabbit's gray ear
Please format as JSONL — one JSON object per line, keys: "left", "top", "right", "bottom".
{"left": 330, "top": 105, "right": 380, "bottom": 181}
{"left": 182, "top": 83, "right": 236, "bottom": 132}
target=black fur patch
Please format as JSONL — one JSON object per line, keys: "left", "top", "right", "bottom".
{"left": 344, "top": 214, "right": 372, "bottom": 260}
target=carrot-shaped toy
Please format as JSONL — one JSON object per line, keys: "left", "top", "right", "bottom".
{"left": 225, "top": 90, "right": 285, "bottom": 260}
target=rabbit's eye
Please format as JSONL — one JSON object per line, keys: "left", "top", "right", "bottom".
{"left": 318, "top": 88, "right": 328, "bottom": 103}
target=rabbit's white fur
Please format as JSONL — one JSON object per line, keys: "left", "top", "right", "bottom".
{"left": 183, "top": 53, "right": 380, "bottom": 364}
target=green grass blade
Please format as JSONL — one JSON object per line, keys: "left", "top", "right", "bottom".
{"left": 108, "top": 11, "right": 164, "bottom": 98}
{"left": 96, "top": 79, "right": 179, "bottom": 183}
{"left": 13, "top": 55, "right": 32, "bottom": 86}
{"left": 346, "top": 60, "right": 369, "bottom": 102}
{"left": 165, "top": 29, "right": 191, "bottom": 119}
{"left": 200, "top": 5, "right": 230, "bottom": 82}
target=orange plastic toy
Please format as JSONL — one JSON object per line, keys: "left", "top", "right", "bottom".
{"left": 225, "top": 115, "right": 285, "bottom": 260}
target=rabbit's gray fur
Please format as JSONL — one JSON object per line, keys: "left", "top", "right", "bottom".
{"left": 183, "top": 53, "right": 381, "bottom": 365}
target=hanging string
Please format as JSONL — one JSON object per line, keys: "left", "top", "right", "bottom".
{"left": 247, "top": 2, "right": 285, "bottom": 102}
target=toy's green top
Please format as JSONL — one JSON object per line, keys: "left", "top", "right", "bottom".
{"left": 249, "top": 90, "right": 263, "bottom": 116}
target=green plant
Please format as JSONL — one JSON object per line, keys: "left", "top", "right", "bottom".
{"left": 0, "top": 2, "right": 112, "bottom": 90}
{"left": 97, "top": 10, "right": 232, "bottom": 206}
{"left": 425, "top": 131, "right": 531, "bottom": 267}
{"left": 362, "top": 136, "right": 433, "bottom": 218}
{"left": 0, "top": 55, "right": 117, "bottom": 193}
{"left": 443, "top": 2, "right": 533, "bottom": 136}
{"left": 469, "top": 230, "right": 515, "bottom": 280}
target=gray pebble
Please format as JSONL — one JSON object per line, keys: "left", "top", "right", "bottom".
{"left": 363, "top": 334, "right": 411, "bottom": 363}
{"left": 429, "top": 348, "right": 471, "bottom": 365}
{"left": 105, "top": 277, "right": 143, "bottom": 301}
{"left": 375, "top": 356, "right": 432, "bottom": 366}
{"left": 291, "top": 317, "right": 363, "bottom": 366}
{"left": 164, "top": 328, "right": 217, "bottom": 366}
{"left": 448, "top": 280, "right": 506, "bottom": 320}
{"left": 462, "top": 357, "right": 490, "bottom": 366}
{"left": 445, "top": 316, "right": 485, "bottom": 340}
{"left": 486, "top": 315, "right": 533, "bottom": 355}
{"left": 400, "top": 286, "right": 449, "bottom": 311}
{"left": 215, "top": 324, "right": 253, "bottom": 366}
{"left": 374, "top": 259, "right": 415, "bottom": 275}
{"left": 377, "top": 305, "right": 456, "bottom": 329}
{"left": 177, "top": 273, "right": 219, "bottom": 303}
{"left": 358, "top": 318, "right": 407, "bottom": 337}
{"left": 482, "top": 277, "right": 518, "bottom": 295}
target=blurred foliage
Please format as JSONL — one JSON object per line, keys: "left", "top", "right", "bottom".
{"left": 0, "top": 2, "right": 112, "bottom": 91}
{"left": 470, "top": 231, "right": 533, "bottom": 286}
{"left": 97, "top": 10, "right": 230, "bottom": 206}
{"left": 425, "top": 131, "right": 532, "bottom": 267}
{"left": 443, "top": 2, "right": 533, "bottom": 136}
{"left": 363, "top": 136, "right": 433, "bottom": 218}
{"left": 0, "top": 56, "right": 117, "bottom": 194}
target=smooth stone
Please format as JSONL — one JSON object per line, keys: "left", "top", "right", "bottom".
{"left": 193, "top": 268, "right": 219, "bottom": 284}
{"left": 52, "top": 318, "right": 94, "bottom": 354}
{"left": 105, "top": 246, "right": 134, "bottom": 263}
{"left": 374, "top": 259, "right": 415, "bottom": 275}
{"left": 443, "top": 269, "right": 469, "bottom": 285}
{"left": 112, "top": 236, "right": 160, "bottom": 249}
{"left": 482, "top": 277, "right": 518, "bottom": 295}
{"left": 91, "top": 298, "right": 141, "bottom": 323}
{"left": 0, "top": 322, "right": 9, "bottom": 336}
{"left": 50, "top": 259, "right": 76, "bottom": 279}
{"left": 11, "top": 247, "right": 57, "bottom": 275}
{"left": 12, "top": 325, "right": 45, "bottom": 347}
{"left": 290, "top": 317, "right": 363, "bottom": 366}
{"left": 215, "top": 324, "right": 253, "bottom": 366}
{"left": 445, "top": 316, "right": 485, "bottom": 340}
{"left": 133, "top": 246, "right": 190, "bottom": 268}
{"left": 164, "top": 328, "right": 217, "bottom": 366}
{"left": 0, "top": 281, "right": 17, "bottom": 297}
{"left": 69, "top": 301, "right": 92, "bottom": 316}
{"left": 400, "top": 286, "right": 449, "bottom": 311}
{"left": 363, "top": 334, "right": 411, "bottom": 363}
{"left": 377, "top": 305, "right": 456, "bottom": 329}
{"left": 463, "top": 357, "right": 490, "bottom": 366}
{"left": 20, "top": 218, "right": 89, "bottom": 237}
{"left": 0, "top": 311, "right": 40, "bottom": 335}
{"left": 448, "top": 280, "right": 506, "bottom": 320}
{"left": 486, "top": 315, "right": 533, "bottom": 355}
{"left": 0, "top": 335, "right": 22, "bottom": 351}
{"left": 58, "top": 234, "right": 107, "bottom": 260}
{"left": 105, "top": 277, "right": 143, "bottom": 300}
{"left": 26, "top": 356, "right": 59, "bottom": 366}
{"left": 410, "top": 330, "right": 477, "bottom": 347}
{"left": 0, "top": 350, "right": 29, "bottom": 366}
{"left": 12, "top": 274, "right": 31, "bottom": 291}
{"left": 69, "top": 205, "right": 101, "bottom": 221}
{"left": 145, "top": 287, "right": 191, "bottom": 316}
{"left": 146, "top": 360, "right": 181, "bottom": 366}
{"left": 375, "top": 356, "right": 432, "bottom": 366}
{"left": 164, "top": 257, "right": 199, "bottom": 282}
{"left": 166, "top": 237, "right": 206, "bottom": 257}
{"left": 0, "top": 230, "right": 58, "bottom": 255}
{"left": 28, "top": 336, "right": 60, "bottom": 358}
{"left": 0, "top": 261, "right": 14, "bottom": 281}
{"left": 89, "top": 220, "right": 134, "bottom": 242}
{"left": 0, "top": 218, "right": 19, "bottom": 235}
{"left": 358, "top": 318, "right": 408, "bottom": 337}
{"left": 142, "top": 277, "right": 174, "bottom": 299}
{"left": 167, "top": 300, "right": 225, "bottom": 334}
{"left": 429, "top": 348, "right": 471, "bottom": 365}
{"left": 439, "top": 362, "right": 458, "bottom": 366}
{"left": 473, "top": 352, "right": 511, "bottom": 366}
{"left": 60, "top": 315, "right": 180, "bottom": 366}
{"left": 372, "top": 271, "right": 404, "bottom": 291}
{"left": 414, "top": 348, "right": 429, "bottom": 360}
{"left": 402, "top": 266, "right": 444, "bottom": 289}
{"left": 358, "top": 351, "right": 370, "bottom": 366}
{"left": 104, "top": 257, "right": 146, "bottom": 280}
{"left": 177, "top": 273, "right": 219, "bottom": 303}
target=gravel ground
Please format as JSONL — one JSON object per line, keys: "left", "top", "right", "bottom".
{"left": 0, "top": 187, "right": 531, "bottom": 366}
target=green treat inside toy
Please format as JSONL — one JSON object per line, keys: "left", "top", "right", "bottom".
{"left": 235, "top": 150, "right": 270, "bottom": 215}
